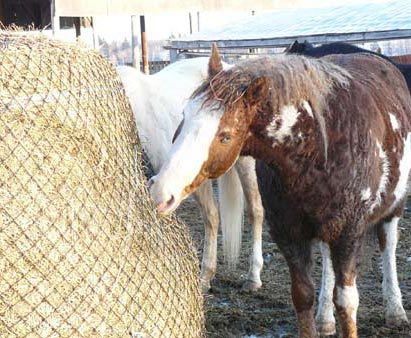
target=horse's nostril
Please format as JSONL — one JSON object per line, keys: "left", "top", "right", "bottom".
{"left": 167, "top": 194, "right": 175, "bottom": 206}
{"left": 147, "top": 177, "right": 155, "bottom": 189}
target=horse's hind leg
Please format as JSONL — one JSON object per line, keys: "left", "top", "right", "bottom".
{"left": 280, "top": 240, "right": 317, "bottom": 338}
{"left": 235, "top": 156, "right": 264, "bottom": 291}
{"left": 194, "top": 180, "right": 219, "bottom": 293}
{"left": 377, "top": 210, "right": 408, "bottom": 327}
{"left": 316, "top": 242, "right": 336, "bottom": 336}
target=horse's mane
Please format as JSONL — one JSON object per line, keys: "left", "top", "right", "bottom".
{"left": 192, "top": 54, "right": 350, "bottom": 111}
{"left": 192, "top": 55, "right": 352, "bottom": 163}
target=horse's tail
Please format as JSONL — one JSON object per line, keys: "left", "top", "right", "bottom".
{"left": 218, "top": 165, "right": 244, "bottom": 268}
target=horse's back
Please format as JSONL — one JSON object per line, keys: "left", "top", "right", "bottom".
{"left": 325, "top": 53, "right": 411, "bottom": 223}
{"left": 325, "top": 53, "right": 411, "bottom": 112}
{"left": 306, "top": 42, "right": 366, "bottom": 57}
{"left": 324, "top": 53, "right": 403, "bottom": 80}
{"left": 156, "top": 57, "right": 209, "bottom": 78}
{"left": 323, "top": 53, "right": 411, "bottom": 149}
{"left": 266, "top": 53, "right": 411, "bottom": 233}
{"left": 289, "top": 41, "right": 411, "bottom": 93}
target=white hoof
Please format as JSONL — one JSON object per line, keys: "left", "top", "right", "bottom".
{"left": 385, "top": 310, "right": 409, "bottom": 328}
{"left": 317, "top": 320, "right": 336, "bottom": 336}
{"left": 241, "top": 280, "right": 262, "bottom": 292}
{"left": 200, "top": 279, "right": 211, "bottom": 294}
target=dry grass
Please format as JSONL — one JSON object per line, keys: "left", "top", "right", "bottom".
{"left": 0, "top": 32, "right": 203, "bottom": 337}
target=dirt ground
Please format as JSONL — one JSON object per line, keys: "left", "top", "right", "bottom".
{"left": 176, "top": 193, "right": 411, "bottom": 338}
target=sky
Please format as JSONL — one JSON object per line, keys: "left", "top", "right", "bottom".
{"left": 92, "top": 0, "right": 394, "bottom": 42}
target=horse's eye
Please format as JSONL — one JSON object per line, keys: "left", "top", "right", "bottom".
{"left": 220, "top": 133, "right": 231, "bottom": 144}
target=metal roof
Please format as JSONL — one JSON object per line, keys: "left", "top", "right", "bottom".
{"left": 170, "top": 0, "right": 411, "bottom": 49}
{"left": 53, "top": 0, "right": 274, "bottom": 16}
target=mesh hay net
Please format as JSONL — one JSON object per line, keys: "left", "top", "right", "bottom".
{"left": 0, "top": 32, "right": 204, "bottom": 338}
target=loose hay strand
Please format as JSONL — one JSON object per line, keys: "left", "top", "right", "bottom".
{"left": 0, "top": 31, "right": 204, "bottom": 338}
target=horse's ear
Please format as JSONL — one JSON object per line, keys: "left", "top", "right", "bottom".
{"left": 285, "top": 40, "right": 299, "bottom": 53}
{"left": 208, "top": 43, "right": 223, "bottom": 77}
{"left": 246, "top": 77, "right": 269, "bottom": 106}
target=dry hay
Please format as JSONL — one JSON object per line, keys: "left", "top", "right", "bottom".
{"left": 0, "top": 32, "right": 204, "bottom": 337}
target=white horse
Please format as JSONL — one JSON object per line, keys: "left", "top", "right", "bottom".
{"left": 117, "top": 58, "right": 264, "bottom": 292}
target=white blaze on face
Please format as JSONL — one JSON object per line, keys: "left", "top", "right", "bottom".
{"left": 149, "top": 95, "right": 223, "bottom": 213}
{"left": 266, "top": 105, "right": 300, "bottom": 143}
{"left": 389, "top": 113, "right": 400, "bottom": 131}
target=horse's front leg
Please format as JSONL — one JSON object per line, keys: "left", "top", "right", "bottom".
{"left": 316, "top": 242, "right": 336, "bottom": 336}
{"left": 236, "top": 156, "right": 264, "bottom": 291}
{"left": 280, "top": 240, "right": 317, "bottom": 338}
{"left": 194, "top": 180, "right": 219, "bottom": 293}
{"left": 331, "top": 238, "right": 362, "bottom": 338}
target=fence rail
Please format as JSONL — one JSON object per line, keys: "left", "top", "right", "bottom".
{"left": 125, "top": 60, "right": 171, "bottom": 74}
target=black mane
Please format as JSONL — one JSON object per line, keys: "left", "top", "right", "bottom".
{"left": 287, "top": 41, "right": 392, "bottom": 62}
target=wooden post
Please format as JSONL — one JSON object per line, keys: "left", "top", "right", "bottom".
{"left": 92, "top": 16, "right": 99, "bottom": 50}
{"left": 140, "top": 15, "right": 149, "bottom": 74}
{"left": 197, "top": 11, "right": 200, "bottom": 32}
{"left": 131, "top": 15, "right": 140, "bottom": 69}
{"left": 50, "top": 0, "right": 60, "bottom": 36}
{"left": 189, "top": 12, "right": 192, "bottom": 34}
{"left": 73, "top": 17, "right": 81, "bottom": 38}
{"left": 0, "top": 0, "right": 5, "bottom": 26}
{"left": 170, "top": 49, "right": 178, "bottom": 63}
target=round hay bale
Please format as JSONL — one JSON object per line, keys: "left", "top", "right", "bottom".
{"left": 0, "top": 32, "right": 204, "bottom": 338}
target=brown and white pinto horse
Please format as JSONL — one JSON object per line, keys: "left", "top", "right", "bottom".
{"left": 285, "top": 40, "right": 411, "bottom": 334}
{"left": 150, "top": 45, "right": 411, "bottom": 337}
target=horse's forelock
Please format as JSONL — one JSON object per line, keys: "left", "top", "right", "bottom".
{"left": 190, "top": 67, "right": 253, "bottom": 113}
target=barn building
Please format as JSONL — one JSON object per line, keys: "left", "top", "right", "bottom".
{"left": 167, "top": 0, "right": 411, "bottom": 62}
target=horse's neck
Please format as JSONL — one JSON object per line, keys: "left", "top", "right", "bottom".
{"left": 131, "top": 67, "right": 205, "bottom": 172}
{"left": 243, "top": 100, "right": 326, "bottom": 178}
{"left": 242, "top": 55, "right": 352, "bottom": 172}
{"left": 123, "top": 72, "right": 174, "bottom": 171}
{"left": 152, "top": 61, "right": 207, "bottom": 97}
